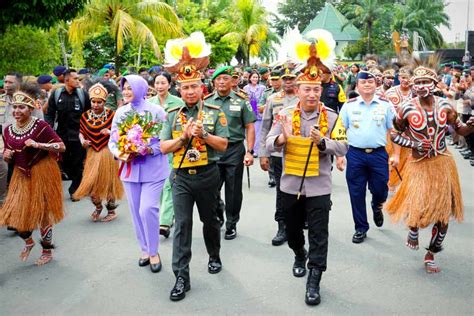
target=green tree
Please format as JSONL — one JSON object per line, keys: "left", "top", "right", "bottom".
{"left": 0, "top": 25, "right": 61, "bottom": 75}
{"left": 175, "top": 0, "right": 238, "bottom": 67}
{"left": 391, "top": 0, "right": 450, "bottom": 49}
{"left": 340, "top": 0, "right": 388, "bottom": 53}
{"left": 0, "top": 0, "right": 86, "bottom": 33}
{"left": 223, "top": 0, "right": 271, "bottom": 66}
{"left": 272, "top": 0, "right": 325, "bottom": 37}
{"left": 69, "top": 0, "right": 182, "bottom": 68}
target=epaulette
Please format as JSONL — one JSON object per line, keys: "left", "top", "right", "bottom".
{"left": 325, "top": 106, "right": 336, "bottom": 113}
{"left": 378, "top": 95, "right": 389, "bottom": 102}
{"left": 347, "top": 97, "right": 357, "bottom": 103}
{"left": 204, "top": 103, "right": 220, "bottom": 110}
{"left": 166, "top": 106, "right": 181, "bottom": 113}
{"left": 235, "top": 90, "right": 248, "bottom": 100}
{"left": 203, "top": 92, "right": 215, "bottom": 100}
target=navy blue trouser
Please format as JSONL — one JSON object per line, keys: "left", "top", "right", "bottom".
{"left": 346, "top": 146, "right": 389, "bottom": 233}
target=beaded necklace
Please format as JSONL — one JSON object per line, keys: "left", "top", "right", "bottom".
{"left": 11, "top": 117, "right": 37, "bottom": 136}
{"left": 87, "top": 109, "right": 108, "bottom": 126}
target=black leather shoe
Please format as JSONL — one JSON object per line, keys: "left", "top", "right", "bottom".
{"left": 272, "top": 221, "right": 287, "bottom": 246}
{"left": 293, "top": 248, "right": 308, "bottom": 277}
{"left": 305, "top": 269, "right": 322, "bottom": 306}
{"left": 150, "top": 254, "right": 162, "bottom": 273}
{"left": 371, "top": 202, "right": 384, "bottom": 227}
{"left": 352, "top": 231, "right": 367, "bottom": 244}
{"left": 170, "top": 277, "right": 190, "bottom": 301}
{"left": 138, "top": 257, "right": 150, "bottom": 267}
{"left": 268, "top": 177, "right": 276, "bottom": 188}
{"left": 208, "top": 256, "right": 222, "bottom": 274}
{"left": 373, "top": 211, "right": 384, "bottom": 227}
{"left": 224, "top": 228, "right": 237, "bottom": 240}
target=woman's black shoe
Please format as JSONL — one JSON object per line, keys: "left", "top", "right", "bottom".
{"left": 138, "top": 257, "right": 150, "bottom": 267}
{"left": 150, "top": 254, "right": 162, "bottom": 273}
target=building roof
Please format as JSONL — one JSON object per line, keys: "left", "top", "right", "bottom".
{"left": 302, "top": 2, "right": 361, "bottom": 41}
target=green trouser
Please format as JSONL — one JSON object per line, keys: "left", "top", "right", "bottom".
{"left": 160, "top": 155, "right": 174, "bottom": 227}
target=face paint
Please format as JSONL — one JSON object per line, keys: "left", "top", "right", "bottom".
{"left": 413, "top": 81, "right": 435, "bottom": 98}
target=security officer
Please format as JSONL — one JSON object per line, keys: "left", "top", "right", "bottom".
{"left": 260, "top": 69, "right": 283, "bottom": 107}
{"left": 260, "top": 68, "right": 283, "bottom": 187}
{"left": 231, "top": 68, "right": 247, "bottom": 95}
{"left": 206, "top": 66, "right": 256, "bottom": 240}
{"left": 320, "top": 64, "right": 346, "bottom": 113}
{"left": 259, "top": 67, "right": 299, "bottom": 246}
{"left": 161, "top": 61, "right": 229, "bottom": 302}
{"left": 339, "top": 71, "right": 396, "bottom": 244}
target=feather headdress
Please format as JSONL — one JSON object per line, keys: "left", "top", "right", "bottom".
{"left": 164, "top": 32, "right": 211, "bottom": 83}
{"left": 410, "top": 54, "right": 443, "bottom": 83}
{"left": 288, "top": 28, "right": 336, "bottom": 84}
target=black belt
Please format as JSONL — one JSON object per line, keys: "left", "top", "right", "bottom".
{"left": 350, "top": 146, "right": 385, "bottom": 154}
{"left": 178, "top": 162, "right": 216, "bottom": 175}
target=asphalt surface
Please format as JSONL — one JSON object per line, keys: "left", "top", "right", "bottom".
{"left": 1, "top": 148, "right": 473, "bottom": 315}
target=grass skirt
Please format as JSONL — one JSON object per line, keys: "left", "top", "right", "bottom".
{"left": 388, "top": 146, "right": 411, "bottom": 188}
{"left": 73, "top": 148, "right": 124, "bottom": 201}
{"left": 0, "top": 155, "right": 64, "bottom": 231}
{"left": 385, "top": 153, "right": 463, "bottom": 228}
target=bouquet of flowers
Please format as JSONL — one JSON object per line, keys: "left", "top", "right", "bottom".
{"left": 116, "top": 110, "right": 163, "bottom": 161}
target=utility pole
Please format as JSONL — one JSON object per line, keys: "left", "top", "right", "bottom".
{"left": 466, "top": 0, "right": 470, "bottom": 53}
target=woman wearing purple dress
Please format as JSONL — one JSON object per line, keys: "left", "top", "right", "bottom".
{"left": 243, "top": 71, "right": 266, "bottom": 155}
{"left": 108, "top": 75, "right": 169, "bottom": 273}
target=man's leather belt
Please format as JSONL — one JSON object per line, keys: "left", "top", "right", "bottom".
{"left": 350, "top": 146, "right": 385, "bottom": 154}
{"left": 179, "top": 162, "right": 216, "bottom": 175}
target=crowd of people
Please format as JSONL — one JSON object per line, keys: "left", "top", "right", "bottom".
{"left": 0, "top": 30, "right": 473, "bottom": 307}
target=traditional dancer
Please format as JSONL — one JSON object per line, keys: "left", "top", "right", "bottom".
{"left": 386, "top": 65, "right": 474, "bottom": 273}
{"left": 0, "top": 84, "right": 65, "bottom": 265}
{"left": 385, "top": 67, "right": 413, "bottom": 107}
{"left": 375, "top": 69, "right": 395, "bottom": 97}
{"left": 385, "top": 67, "right": 414, "bottom": 191}
{"left": 73, "top": 83, "right": 124, "bottom": 222}
{"left": 109, "top": 75, "right": 169, "bottom": 273}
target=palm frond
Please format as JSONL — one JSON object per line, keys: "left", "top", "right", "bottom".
{"left": 111, "top": 9, "right": 135, "bottom": 53}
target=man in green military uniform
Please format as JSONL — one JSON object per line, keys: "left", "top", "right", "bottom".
{"left": 206, "top": 66, "right": 256, "bottom": 240}
{"left": 161, "top": 37, "right": 229, "bottom": 302}
{"left": 259, "top": 66, "right": 271, "bottom": 87}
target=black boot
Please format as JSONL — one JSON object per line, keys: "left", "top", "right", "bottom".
{"left": 305, "top": 269, "right": 322, "bottom": 306}
{"left": 292, "top": 248, "right": 307, "bottom": 277}
{"left": 272, "top": 221, "right": 287, "bottom": 246}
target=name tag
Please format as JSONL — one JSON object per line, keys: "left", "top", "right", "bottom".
{"left": 229, "top": 105, "right": 241, "bottom": 112}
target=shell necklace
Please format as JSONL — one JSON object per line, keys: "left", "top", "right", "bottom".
{"left": 12, "top": 117, "right": 37, "bottom": 135}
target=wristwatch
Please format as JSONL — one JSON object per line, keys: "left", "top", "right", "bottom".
{"left": 202, "top": 130, "right": 209, "bottom": 139}
{"left": 247, "top": 149, "right": 255, "bottom": 155}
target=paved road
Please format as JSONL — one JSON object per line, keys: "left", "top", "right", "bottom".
{"left": 1, "top": 149, "right": 473, "bottom": 315}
